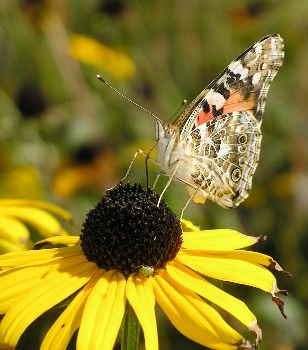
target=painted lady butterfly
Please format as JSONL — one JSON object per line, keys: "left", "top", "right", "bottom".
{"left": 156, "top": 34, "right": 284, "bottom": 208}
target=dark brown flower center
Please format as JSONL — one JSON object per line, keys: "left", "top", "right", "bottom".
{"left": 80, "top": 183, "right": 182, "bottom": 277}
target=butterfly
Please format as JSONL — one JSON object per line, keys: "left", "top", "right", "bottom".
{"left": 155, "top": 34, "right": 284, "bottom": 208}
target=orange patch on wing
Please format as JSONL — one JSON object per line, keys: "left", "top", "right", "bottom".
{"left": 223, "top": 91, "right": 255, "bottom": 114}
{"left": 197, "top": 110, "right": 213, "bottom": 126}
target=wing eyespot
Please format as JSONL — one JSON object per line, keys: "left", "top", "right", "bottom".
{"left": 239, "top": 156, "right": 246, "bottom": 166}
{"left": 237, "top": 134, "right": 248, "bottom": 144}
{"left": 231, "top": 168, "right": 242, "bottom": 182}
{"left": 238, "top": 145, "right": 247, "bottom": 153}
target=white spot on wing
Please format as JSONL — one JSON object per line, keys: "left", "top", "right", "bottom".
{"left": 254, "top": 44, "right": 262, "bottom": 54}
{"left": 217, "top": 142, "right": 230, "bottom": 158}
{"left": 228, "top": 61, "right": 238, "bottom": 71}
{"left": 229, "top": 61, "right": 248, "bottom": 79}
{"left": 208, "top": 91, "right": 226, "bottom": 109}
{"left": 240, "top": 68, "right": 249, "bottom": 79}
{"left": 270, "top": 37, "right": 278, "bottom": 56}
{"left": 252, "top": 72, "right": 261, "bottom": 85}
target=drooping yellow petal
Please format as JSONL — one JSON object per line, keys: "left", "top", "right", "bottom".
{"left": 77, "top": 270, "right": 126, "bottom": 350}
{"left": 0, "top": 200, "right": 72, "bottom": 222}
{"left": 153, "top": 272, "right": 243, "bottom": 350}
{"left": 0, "top": 244, "right": 83, "bottom": 268}
{"left": 126, "top": 275, "right": 158, "bottom": 350}
{"left": 68, "top": 34, "right": 136, "bottom": 80}
{"left": 182, "top": 229, "right": 258, "bottom": 250}
{"left": 34, "top": 235, "right": 80, "bottom": 248}
{"left": 0, "top": 207, "right": 68, "bottom": 236}
{"left": 176, "top": 251, "right": 276, "bottom": 292}
{"left": 41, "top": 270, "right": 104, "bottom": 350}
{"left": 0, "top": 216, "right": 30, "bottom": 245}
{"left": 166, "top": 261, "right": 258, "bottom": 329}
{"left": 0, "top": 261, "right": 97, "bottom": 348}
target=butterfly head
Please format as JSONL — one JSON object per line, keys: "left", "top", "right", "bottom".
{"left": 156, "top": 120, "right": 180, "bottom": 170}
{"left": 155, "top": 120, "right": 179, "bottom": 141}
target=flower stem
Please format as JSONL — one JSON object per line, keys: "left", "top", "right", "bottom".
{"left": 121, "top": 303, "right": 140, "bottom": 350}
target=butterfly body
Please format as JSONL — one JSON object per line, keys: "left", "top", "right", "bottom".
{"left": 156, "top": 34, "right": 284, "bottom": 208}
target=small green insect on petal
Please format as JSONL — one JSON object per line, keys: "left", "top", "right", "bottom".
{"left": 139, "top": 266, "right": 155, "bottom": 277}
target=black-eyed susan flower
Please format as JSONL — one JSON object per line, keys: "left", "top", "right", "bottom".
{"left": 0, "top": 199, "right": 71, "bottom": 253}
{"left": 0, "top": 183, "right": 288, "bottom": 349}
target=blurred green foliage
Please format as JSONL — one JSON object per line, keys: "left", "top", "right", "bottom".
{"left": 0, "top": 0, "right": 308, "bottom": 349}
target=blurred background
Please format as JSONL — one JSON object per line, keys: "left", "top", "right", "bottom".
{"left": 0, "top": 0, "right": 307, "bottom": 349}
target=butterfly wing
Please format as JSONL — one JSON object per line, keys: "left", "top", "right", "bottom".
{"left": 175, "top": 34, "right": 284, "bottom": 134}
{"left": 174, "top": 34, "right": 284, "bottom": 208}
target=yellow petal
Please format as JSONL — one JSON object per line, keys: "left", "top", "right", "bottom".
{"left": 153, "top": 271, "right": 242, "bottom": 350}
{"left": 196, "top": 250, "right": 274, "bottom": 266}
{"left": 126, "top": 275, "right": 158, "bottom": 350}
{"left": 0, "top": 216, "right": 30, "bottom": 245}
{"left": 35, "top": 235, "right": 80, "bottom": 248}
{"left": 77, "top": 270, "right": 126, "bottom": 350}
{"left": 0, "top": 207, "right": 67, "bottom": 237}
{"left": 180, "top": 219, "right": 200, "bottom": 232}
{"left": 186, "top": 187, "right": 207, "bottom": 203}
{"left": 0, "top": 245, "right": 83, "bottom": 268}
{"left": 68, "top": 34, "right": 136, "bottom": 80}
{"left": 176, "top": 251, "right": 276, "bottom": 292}
{"left": 0, "top": 255, "right": 95, "bottom": 313}
{"left": 0, "top": 200, "right": 72, "bottom": 222}
{"left": 166, "top": 261, "right": 256, "bottom": 327}
{"left": 182, "top": 230, "right": 259, "bottom": 250}
{"left": 0, "top": 238, "right": 28, "bottom": 254}
{"left": 41, "top": 270, "right": 104, "bottom": 350}
{"left": 0, "top": 263, "right": 59, "bottom": 313}
{"left": 0, "top": 261, "right": 97, "bottom": 347}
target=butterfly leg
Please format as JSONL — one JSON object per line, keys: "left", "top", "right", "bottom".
{"left": 153, "top": 172, "right": 161, "bottom": 190}
{"left": 121, "top": 149, "right": 158, "bottom": 183}
{"left": 180, "top": 186, "right": 199, "bottom": 220}
{"left": 153, "top": 172, "right": 169, "bottom": 190}
{"left": 157, "top": 162, "right": 180, "bottom": 207}
{"left": 145, "top": 141, "right": 158, "bottom": 188}
{"left": 121, "top": 150, "right": 142, "bottom": 182}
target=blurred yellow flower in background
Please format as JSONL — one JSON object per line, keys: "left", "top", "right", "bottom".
{"left": 68, "top": 34, "right": 136, "bottom": 80}
{"left": 0, "top": 166, "right": 43, "bottom": 199}
{"left": 0, "top": 199, "right": 72, "bottom": 253}
{"left": 53, "top": 142, "right": 118, "bottom": 199}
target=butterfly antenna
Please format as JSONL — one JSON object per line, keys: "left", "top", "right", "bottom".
{"left": 168, "top": 99, "right": 187, "bottom": 122}
{"left": 97, "top": 75, "right": 162, "bottom": 123}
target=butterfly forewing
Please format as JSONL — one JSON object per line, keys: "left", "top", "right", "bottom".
{"left": 175, "top": 34, "right": 284, "bottom": 135}
{"left": 157, "top": 34, "right": 284, "bottom": 208}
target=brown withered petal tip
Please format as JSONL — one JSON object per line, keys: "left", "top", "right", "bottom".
{"left": 256, "top": 235, "right": 267, "bottom": 242}
{"left": 272, "top": 296, "right": 287, "bottom": 319}
{"left": 237, "top": 320, "right": 262, "bottom": 349}
{"left": 277, "top": 289, "right": 288, "bottom": 296}
{"left": 249, "top": 320, "right": 262, "bottom": 348}
{"left": 269, "top": 258, "right": 293, "bottom": 278}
